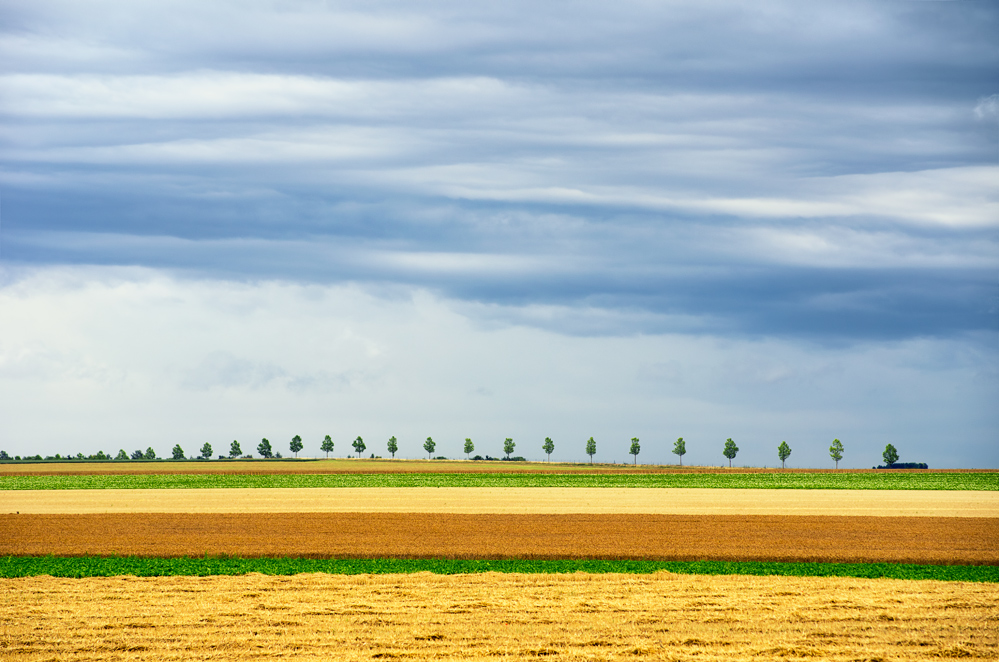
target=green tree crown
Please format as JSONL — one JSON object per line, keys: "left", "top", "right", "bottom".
{"left": 542, "top": 437, "right": 555, "bottom": 461}
{"left": 585, "top": 437, "right": 597, "bottom": 463}
{"left": 387, "top": 436, "right": 398, "bottom": 458}
{"left": 883, "top": 443, "right": 899, "bottom": 467}
{"left": 171, "top": 444, "right": 185, "bottom": 460}
{"left": 629, "top": 437, "right": 641, "bottom": 464}
{"left": 723, "top": 438, "right": 738, "bottom": 467}
{"left": 352, "top": 436, "right": 366, "bottom": 458}
{"left": 200, "top": 442, "right": 213, "bottom": 460}
{"left": 115, "top": 449, "right": 128, "bottom": 461}
{"left": 144, "top": 447, "right": 157, "bottom": 460}
{"left": 829, "top": 438, "right": 844, "bottom": 468}
{"left": 230, "top": 440, "right": 242, "bottom": 458}
{"left": 778, "top": 441, "right": 791, "bottom": 468}
{"left": 258, "top": 438, "right": 274, "bottom": 458}
{"left": 423, "top": 436, "right": 436, "bottom": 459}
{"left": 290, "top": 435, "right": 303, "bottom": 457}
{"left": 503, "top": 438, "right": 515, "bottom": 458}
{"left": 463, "top": 438, "right": 474, "bottom": 458}
{"left": 321, "top": 435, "right": 335, "bottom": 458}
{"left": 673, "top": 437, "right": 686, "bottom": 466}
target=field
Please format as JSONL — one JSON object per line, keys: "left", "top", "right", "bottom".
{"left": 3, "top": 572, "right": 997, "bottom": 661}
{"left": 5, "top": 486, "right": 997, "bottom": 514}
{"left": 5, "top": 458, "right": 992, "bottom": 475}
{"left": 2, "top": 463, "right": 996, "bottom": 660}
{"left": 3, "top": 469, "right": 997, "bottom": 490}
{"left": 4, "top": 513, "right": 997, "bottom": 565}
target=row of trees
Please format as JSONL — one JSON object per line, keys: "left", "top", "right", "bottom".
{"left": 2, "top": 437, "right": 908, "bottom": 469}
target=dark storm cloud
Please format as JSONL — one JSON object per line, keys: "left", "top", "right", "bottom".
{"left": 1, "top": 0, "right": 997, "bottom": 341}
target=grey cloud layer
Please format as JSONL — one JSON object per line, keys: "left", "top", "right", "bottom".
{"left": 1, "top": 0, "right": 997, "bottom": 341}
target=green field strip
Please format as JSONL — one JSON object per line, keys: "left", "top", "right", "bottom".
{"left": 2, "top": 472, "right": 997, "bottom": 490}
{"left": 1, "top": 556, "right": 995, "bottom": 582}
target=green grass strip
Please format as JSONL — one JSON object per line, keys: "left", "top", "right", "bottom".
{"left": 1, "top": 556, "right": 995, "bottom": 582}
{"left": 3, "top": 471, "right": 997, "bottom": 490}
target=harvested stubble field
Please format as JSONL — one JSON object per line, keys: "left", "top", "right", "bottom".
{"left": 6, "top": 487, "right": 996, "bottom": 515}
{"left": 4, "top": 512, "right": 997, "bottom": 565}
{"left": 2, "top": 572, "right": 997, "bottom": 661}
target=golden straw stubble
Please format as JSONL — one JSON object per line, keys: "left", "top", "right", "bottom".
{"left": 2, "top": 572, "right": 997, "bottom": 661}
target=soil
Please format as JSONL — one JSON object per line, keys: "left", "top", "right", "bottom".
{"left": 3, "top": 513, "right": 996, "bottom": 564}
{"left": 5, "top": 487, "right": 996, "bottom": 517}
{"left": 2, "top": 573, "right": 996, "bottom": 661}
{"left": 3, "top": 459, "right": 989, "bottom": 476}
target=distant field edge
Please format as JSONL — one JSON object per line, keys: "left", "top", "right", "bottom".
{"left": 2, "top": 471, "right": 997, "bottom": 490}
{"left": 2, "top": 556, "right": 996, "bottom": 582}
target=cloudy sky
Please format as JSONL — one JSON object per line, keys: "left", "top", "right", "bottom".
{"left": 1, "top": 0, "right": 996, "bottom": 467}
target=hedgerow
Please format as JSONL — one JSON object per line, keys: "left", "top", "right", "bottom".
{"left": 2, "top": 472, "right": 996, "bottom": 490}
{"left": 1, "top": 556, "right": 995, "bottom": 582}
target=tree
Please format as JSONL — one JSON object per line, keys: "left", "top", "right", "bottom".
{"left": 258, "top": 438, "right": 274, "bottom": 458}
{"left": 723, "top": 438, "right": 738, "bottom": 467}
{"left": 321, "top": 435, "right": 334, "bottom": 458}
{"left": 386, "top": 436, "right": 398, "bottom": 458}
{"left": 464, "top": 438, "right": 474, "bottom": 459}
{"left": 131, "top": 449, "right": 144, "bottom": 460}
{"left": 230, "top": 440, "right": 242, "bottom": 458}
{"left": 585, "top": 437, "right": 596, "bottom": 464}
{"left": 829, "top": 438, "right": 844, "bottom": 469}
{"left": 673, "top": 437, "right": 686, "bottom": 466}
{"left": 172, "top": 444, "right": 185, "bottom": 460}
{"left": 778, "top": 441, "right": 791, "bottom": 469}
{"left": 200, "top": 442, "right": 213, "bottom": 460}
{"left": 629, "top": 437, "right": 641, "bottom": 465}
{"left": 115, "top": 449, "right": 128, "bottom": 461}
{"left": 290, "top": 435, "right": 303, "bottom": 458}
{"left": 352, "top": 436, "right": 366, "bottom": 458}
{"left": 503, "top": 438, "right": 515, "bottom": 459}
{"left": 423, "top": 436, "right": 436, "bottom": 459}
{"left": 144, "top": 447, "right": 156, "bottom": 460}
{"left": 883, "top": 443, "right": 899, "bottom": 468}
{"left": 542, "top": 437, "right": 555, "bottom": 462}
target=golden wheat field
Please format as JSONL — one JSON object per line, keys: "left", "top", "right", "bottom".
{"left": 2, "top": 572, "right": 997, "bottom": 661}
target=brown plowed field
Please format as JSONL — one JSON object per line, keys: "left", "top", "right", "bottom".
{"left": 4, "top": 513, "right": 996, "bottom": 564}
{"left": 4, "top": 459, "right": 989, "bottom": 475}
{"left": 3, "top": 573, "right": 997, "bottom": 661}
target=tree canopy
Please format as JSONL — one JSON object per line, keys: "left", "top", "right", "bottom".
{"left": 723, "top": 438, "right": 738, "bottom": 467}
{"left": 673, "top": 437, "right": 686, "bottom": 466}
{"left": 777, "top": 441, "right": 791, "bottom": 468}
{"left": 829, "top": 438, "right": 844, "bottom": 469}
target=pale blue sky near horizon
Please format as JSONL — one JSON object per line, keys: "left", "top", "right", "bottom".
{"left": 0, "top": 0, "right": 996, "bottom": 467}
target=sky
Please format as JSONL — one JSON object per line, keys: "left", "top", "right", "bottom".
{"left": 0, "top": 0, "right": 996, "bottom": 468}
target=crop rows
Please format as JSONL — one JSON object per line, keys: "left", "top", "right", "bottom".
{"left": 3, "top": 555, "right": 996, "bottom": 582}
{"left": 3, "top": 470, "right": 997, "bottom": 490}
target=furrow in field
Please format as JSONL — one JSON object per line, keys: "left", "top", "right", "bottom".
{"left": 4, "top": 487, "right": 996, "bottom": 516}
{"left": 3, "top": 513, "right": 996, "bottom": 565}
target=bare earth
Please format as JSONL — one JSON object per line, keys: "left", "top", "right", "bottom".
{"left": 2, "top": 572, "right": 996, "bottom": 661}
{"left": 4, "top": 513, "right": 997, "bottom": 564}
{"left": 5, "top": 487, "right": 997, "bottom": 516}
{"left": 4, "top": 460, "right": 989, "bottom": 475}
